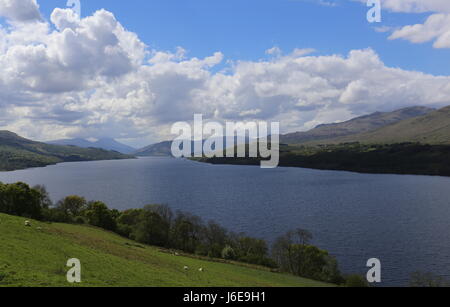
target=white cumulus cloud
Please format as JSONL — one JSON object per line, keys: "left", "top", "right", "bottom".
{"left": 0, "top": 0, "right": 41, "bottom": 23}
{"left": 0, "top": 1, "right": 449, "bottom": 145}
{"left": 357, "top": 0, "right": 450, "bottom": 48}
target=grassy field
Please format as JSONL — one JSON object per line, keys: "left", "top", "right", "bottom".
{"left": 0, "top": 213, "right": 331, "bottom": 287}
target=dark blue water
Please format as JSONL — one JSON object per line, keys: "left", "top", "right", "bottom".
{"left": 1, "top": 157, "right": 450, "bottom": 286}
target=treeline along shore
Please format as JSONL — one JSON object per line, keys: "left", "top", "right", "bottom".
{"left": 196, "top": 143, "right": 450, "bottom": 177}
{"left": 0, "top": 181, "right": 377, "bottom": 287}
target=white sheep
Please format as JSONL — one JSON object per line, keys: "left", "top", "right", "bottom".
{"left": 199, "top": 268, "right": 204, "bottom": 272}
{"left": 24, "top": 221, "right": 31, "bottom": 227}
{"left": 184, "top": 266, "right": 189, "bottom": 271}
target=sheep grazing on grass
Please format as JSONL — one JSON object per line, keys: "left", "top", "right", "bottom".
{"left": 24, "top": 221, "right": 31, "bottom": 227}
{"left": 199, "top": 268, "right": 204, "bottom": 272}
{"left": 184, "top": 266, "right": 189, "bottom": 271}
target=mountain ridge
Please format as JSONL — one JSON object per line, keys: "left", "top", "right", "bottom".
{"left": 315, "top": 105, "right": 450, "bottom": 145}
{"left": 0, "top": 131, "right": 133, "bottom": 171}
{"left": 48, "top": 137, "right": 136, "bottom": 154}
{"left": 281, "top": 106, "right": 435, "bottom": 144}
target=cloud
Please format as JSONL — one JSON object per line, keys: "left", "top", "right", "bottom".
{"left": 379, "top": 0, "right": 450, "bottom": 14}
{"left": 0, "top": 0, "right": 41, "bottom": 23}
{"left": 355, "top": 0, "right": 450, "bottom": 48}
{"left": 389, "top": 13, "right": 450, "bottom": 48}
{"left": 0, "top": 1, "right": 449, "bottom": 145}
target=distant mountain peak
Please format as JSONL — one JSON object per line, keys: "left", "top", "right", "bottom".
{"left": 48, "top": 137, "right": 136, "bottom": 154}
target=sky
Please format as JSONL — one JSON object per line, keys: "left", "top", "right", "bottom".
{"left": 0, "top": 0, "right": 449, "bottom": 147}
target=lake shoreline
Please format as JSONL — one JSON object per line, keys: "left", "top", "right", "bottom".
{"left": 194, "top": 143, "right": 450, "bottom": 178}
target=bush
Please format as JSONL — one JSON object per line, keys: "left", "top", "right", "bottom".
{"left": 42, "top": 208, "right": 73, "bottom": 223}
{"left": 0, "top": 182, "right": 42, "bottom": 220}
{"left": 222, "top": 245, "right": 237, "bottom": 260}
{"left": 83, "top": 201, "right": 117, "bottom": 231}
{"left": 74, "top": 216, "right": 86, "bottom": 224}
{"left": 116, "top": 223, "right": 133, "bottom": 238}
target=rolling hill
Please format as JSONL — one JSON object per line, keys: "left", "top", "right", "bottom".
{"left": 0, "top": 213, "right": 331, "bottom": 287}
{"left": 135, "top": 137, "right": 251, "bottom": 157}
{"left": 0, "top": 131, "right": 133, "bottom": 171}
{"left": 134, "top": 141, "right": 173, "bottom": 157}
{"left": 319, "top": 106, "right": 450, "bottom": 145}
{"left": 281, "top": 106, "right": 434, "bottom": 144}
{"left": 48, "top": 138, "right": 136, "bottom": 154}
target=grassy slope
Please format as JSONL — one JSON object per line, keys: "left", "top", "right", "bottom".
{"left": 303, "top": 106, "right": 450, "bottom": 146}
{"left": 281, "top": 106, "right": 434, "bottom": 145}
{"left": 0, "top": 213, "right": 331, "bottom": 287}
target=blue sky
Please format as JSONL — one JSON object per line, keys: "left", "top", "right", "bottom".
{"left": 37, "top": 0, "right": 448, "bottom": 75}
{"left": 0, "top": 0, "right": 449, "bottom": 145}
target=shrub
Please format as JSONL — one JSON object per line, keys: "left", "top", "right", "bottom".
{"left": 83, "top": 201, "right": 117, "bottom": 231}
{"left": 222, "top": 245, "right": 237, "bottom": 260}
{"left": 0, "top": 182, "right": 42, "bottom": 219}
{"left": 74, "top": 216, "right": 86, "bottom": 224}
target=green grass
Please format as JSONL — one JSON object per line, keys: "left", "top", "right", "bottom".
{"left": 0, "top": 213, "right": 331, "bottom": 287}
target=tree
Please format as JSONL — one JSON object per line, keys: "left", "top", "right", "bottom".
{"left": 32, "top": 185, "right": 52, "bottom": 209}
{"left": 272, "top": 228, "right": 342, "bottom": 283}
{"left": 133, "top": 209, "right": 170, "bottom": 246}
{"left": 57, "top": 195, "right": 87, "bottom": 217}
{"left": 83, "top": 201, "right": 117, "bottom": 231}
{"left": 0, "top": 182, "right": 42, "bottom": 219}
{"left": 142, "top": 204, "right": 173, "bottom": 246}
{"left": 203, "top": 221, "right": 228, "bottom": 258}
{"left": 221, "top": 245, "right": 237, "bottom": 260}
{"left": 116, "top": 209, "right": 143, "bottom": 238}
{"left": 171, "top": 211, "right": 204, "bottom": 253}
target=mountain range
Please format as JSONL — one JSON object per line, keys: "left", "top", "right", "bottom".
{"left": 316, "top": 106, "right": 450, "bottom": 145}
{"left": 0, "top": 131, "right": 133, "bottom": 171}
{"left": 1, "top": 104, "right": 448, "bottom": 171}
{"left": 134, "top": 141, "right": 173, "bottom": 157}
{"left": 134, "top": 136, "right": 252, "bottom": 157}
{"left": 135, "top": 105, "right": 448, "bottom": 157}
{"left": 280, "top": 106, "right": 435, "bottom": 145}
{"left": 48, "top": 138, "right": 136, "bottom": 154}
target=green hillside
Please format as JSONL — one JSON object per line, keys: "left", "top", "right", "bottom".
{"left": 335, "top": 106, "right": 450, "bottom": 145}
{"left": 304, "top": 106, "right": 450, "bottom": 146}
{"left": 281, "top": 106, "right": 434, "bottom": 145}
{"left": 0, "top": 213, "right": 331, "bottom": 287}
{"left": 0, "top": 131, "right": 133, "bottom": 171}
{"left": 134, "top": 140, "right": 173, "bottom": 157}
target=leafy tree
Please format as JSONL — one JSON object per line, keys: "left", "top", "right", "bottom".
{"left": 203, "top": 221, "right": 228, "bottom": 258}
{"left": 171, "top": 211, "right": 204, "bottom": 253}
{"left": 133, "top": 209, "right": 170, "bottom": 246}
{"left": 32, "top": 185, "right": 52, "bottom": 209}
{"left": 142, "top": 204, "right": 173, "bottom": 246}
{"left": 116, "top": 209, "right": 144, "bottom": 238}
{"left": 0, "top": 182, "right": 42, "bottom": 219}
{"left": 222, "top": 245, "right": 237, "bottom": 260}
{"left": 83, "top": 201, "right": 117, "bottom": 231}
{"left": 56, "top": 195, "right": 87, "bottom": 217}
{"left": 272, "top": 228, "right": 342, "bottom": 283}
